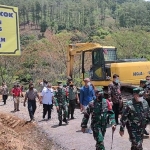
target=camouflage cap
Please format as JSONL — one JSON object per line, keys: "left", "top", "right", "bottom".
{"left": 140, "top": 79, "right": 147, "bottom": 84}
{"left": 133, "top": 87, "right": 143, "bottom": 94}
{"left": 57, "top": 81, "right": 62, "bottom": 85}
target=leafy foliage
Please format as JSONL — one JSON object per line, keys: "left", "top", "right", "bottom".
{"left": 0, "top": 0, "right": 150, "bottom": 87}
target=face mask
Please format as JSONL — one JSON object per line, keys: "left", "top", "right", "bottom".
{"left": 138, "top": 97, "right": 143, "bottom": 102}
{"left": 30, "top": 87, "right": 33, "bottom": 90}
{"left": 70, "top": 85, "right": 73, "bottom": 87}
{"left": 115, "top": 79, "right": 119, "bottom": 83}
{"left": 87, "top": 82, "right": 91, "bottom": 86}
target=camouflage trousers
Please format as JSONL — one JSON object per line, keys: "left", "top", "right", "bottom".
{"left": 57, "top": 105, "right": 68, "bottom": 121}
{"left": 127, "top": 125, "right": 143, "bottom": 150}
{"left": 92, "top": 126, "right": 106, "bottom": 150}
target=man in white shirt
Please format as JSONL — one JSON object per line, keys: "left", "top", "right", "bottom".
{"left": 40, "top": 82, "right": 54, "bottom": 120}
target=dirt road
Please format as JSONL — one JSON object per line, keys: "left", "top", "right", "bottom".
{"left": 0, "top": 97, "right": 150, "bottom": 150}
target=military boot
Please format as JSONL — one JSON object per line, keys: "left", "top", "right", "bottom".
{"left": 59, "top": 121, "right": 62, "bottom": 126}
{"left": 63, "top": 118, "right": 68, "bottom": 124}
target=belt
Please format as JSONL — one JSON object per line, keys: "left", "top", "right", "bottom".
{"left": 28, "top": 99, "right": 35, "bottom": 101}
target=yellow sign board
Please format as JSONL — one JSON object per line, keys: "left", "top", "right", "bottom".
{"left": 0, "top": 5, "right": 20, "bottom": 55}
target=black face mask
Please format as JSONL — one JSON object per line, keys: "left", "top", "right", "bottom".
{"left": 30, "top": 87, "right": 33, "bottom": 90}
{"left": 70, "top": 85, "right": 73, "bottom": 87}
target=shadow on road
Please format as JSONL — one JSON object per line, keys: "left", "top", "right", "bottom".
{"left": 143, "top": 136, "right": 149, "bottom": 139}
{"left": 76, "top": 130, "right": 82, "bottom": 133}
{"left": 51, "top": 124, "right": 68, "bottom": 128}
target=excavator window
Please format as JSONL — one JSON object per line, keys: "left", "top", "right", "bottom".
{"left": 103, "top": 48, "right": 117, "bottom": 61}
{"left": 81, "top": 47, "right": 117, "bottom": 81}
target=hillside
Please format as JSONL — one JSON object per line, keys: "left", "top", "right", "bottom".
{"left": 0, "top": 0, "right": 150, "bottom": 86}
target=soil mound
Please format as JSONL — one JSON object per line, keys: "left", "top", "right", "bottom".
{"left": 0, "top": 112, "right": 53, "bottom": 150}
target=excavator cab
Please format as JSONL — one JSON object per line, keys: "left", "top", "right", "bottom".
{"left": 82, "top": 47, "right": 117, "bottom": 81}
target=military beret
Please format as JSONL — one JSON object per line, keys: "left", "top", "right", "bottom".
{"left": 133, "top": 87, "right": 143, "bottom": 94}
{"left": 140, "top": 79, "right": 147, "bottom": 84}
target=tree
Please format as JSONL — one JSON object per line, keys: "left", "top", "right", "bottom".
{"left": 40, "top": 21, "right": 48, "bottom": 36}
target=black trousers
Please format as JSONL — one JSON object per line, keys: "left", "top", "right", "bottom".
{"left": 3, "top": 95, "right": 8, "bottom": 104}
{"left": 112, "top": 103, "right": 120, "bottom": 124}
{"left": 43, "top": 104, "right": 52, "bottom": 119}
{"left": 68, "top": 99, "right": 76, "bottom": 118}
{"left": 28, "top": 100, "right": 36, "bottom": 120}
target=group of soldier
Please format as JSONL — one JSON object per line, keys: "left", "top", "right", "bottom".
{"left": 81, "top": 75, "right": 150, "bottom": 150}
{"left": 1, "top": 75, "right": 150, "bottom": 150}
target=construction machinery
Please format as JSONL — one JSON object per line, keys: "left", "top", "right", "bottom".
{"left": 67, "top": 43, "right": 150, "bottom": 98}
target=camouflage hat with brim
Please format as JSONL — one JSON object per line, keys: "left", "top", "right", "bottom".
{"left": 140, "top": 79, "right": 147, "bottom": 84}
{"left": 133, "top": 87, "right": 143, "bottom": 94}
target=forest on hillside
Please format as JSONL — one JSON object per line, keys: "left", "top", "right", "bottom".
{"left": 0, "top": 0, "right": 150, "bottom": 87}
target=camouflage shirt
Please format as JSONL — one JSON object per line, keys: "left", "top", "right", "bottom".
{"left": 81, "top": 98, "right": 116, "bottom": 128}
{"left": 54, "top": 88, "right": 68, "bottom": 106}
{"left": 120, "top": 98, "right": 150, "bottom": 132}
{"left": 108, "top": 82, "right": 122, "bottom": 104}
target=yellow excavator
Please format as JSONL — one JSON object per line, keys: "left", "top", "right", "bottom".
{"left": 67, "top": 43, "right": 150, "bottom": 97}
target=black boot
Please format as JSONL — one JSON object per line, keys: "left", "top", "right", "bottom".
{"left": 71, "top": 115, "right": 74, "bottom": 119}
{"left": 63, "top": 118, "right": 68, "bottom": 124}
{"left": 59, "top": 121, "right": 62, "bottom": 126}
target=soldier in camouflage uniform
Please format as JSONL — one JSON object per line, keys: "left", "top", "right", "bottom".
{"left": 81, "top": 88, "right": 116, "bottom": 150}
{"left": 139, "top": 79, "right": 150, "bottom": 135}
{"left": 120, "top": 87, "right": 150, "bottom": 150}
{"left": 54, "top": 81, "right": 69, "bottom": 126}
{"left": 108, "top": 74, "right": 122, "bottom": 124}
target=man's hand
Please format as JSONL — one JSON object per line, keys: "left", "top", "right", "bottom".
{"left": 56, "top": 106, "right": 59, "bottom": 111}
{"left": 77, "top": 99, "right": 80, "bottom": 104}
{"left": 119, "top": 131, "right": 124, "bottom": 136}
{"left": 81, "top": 128, "right": 86, "bottom": 133}
{"left": 112, "top": 125, "right": 116, "bottom": 132}
{"left": 23, "top": 102, "right": 26, "bottom": 107}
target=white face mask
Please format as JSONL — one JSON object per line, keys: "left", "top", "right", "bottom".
{"left": 87, "top": 82, "right": 91, "bottom": 86}
{"left": 138, "top": 97, "right": 144, "bottom": 102}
